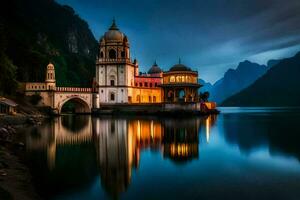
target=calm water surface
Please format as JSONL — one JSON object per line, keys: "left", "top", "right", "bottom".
{"left": 20, "top": 107, "right": 300, "bottom": 200}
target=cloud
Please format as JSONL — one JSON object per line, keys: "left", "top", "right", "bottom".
{"left": 57, "top": 0, "right": 300, "bottom": 82}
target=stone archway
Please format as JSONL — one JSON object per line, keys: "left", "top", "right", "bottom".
{"left": 59, "top": 97, "right": 91, "bottom": 114}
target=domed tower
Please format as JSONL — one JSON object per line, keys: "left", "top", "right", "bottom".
{"left": 96, "top": 19, "right": 137, "bottom": 105}
{"left": 45, "top": 62, "right": 56, "bottom": 90}
{"left": 148, "top": 61, "right": 162, "bottom": 76}
{"left": 98, "top": 19, "right": 130, "bottom": 60}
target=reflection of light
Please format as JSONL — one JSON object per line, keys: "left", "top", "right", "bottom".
{"left": 170, "top": 144, "right": 191, "bottom": 156}
{"left": 150, "top": 120, "right": 154, "bottom": 140}
{"left": 206, "top": 117, "right": 210, "bottom": 143}
{"left": 137, "top": 120, "right": 141, "bottom": 141}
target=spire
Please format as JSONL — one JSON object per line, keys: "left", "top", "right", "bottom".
{"left": 109, "top": 17, "right": 119, "bottom": 30}
{"left": 178, "top": 58, "right": 181, "bottom": 64}
{"left": 153, "top": 60, "right": 157, "bottom": 66}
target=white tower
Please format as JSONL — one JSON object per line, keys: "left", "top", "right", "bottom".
{"left": 96, "top": 20, "right": 137, "bottom": 104}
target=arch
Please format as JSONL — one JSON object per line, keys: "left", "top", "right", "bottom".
{"left": 109, "top": 49, "right": 116, "bottom": 59}
{"left": 59, "top": 97, "right": 91, "bottom": 114}
{"left": 100, "top": 51, "right": 104, "bottom": 58}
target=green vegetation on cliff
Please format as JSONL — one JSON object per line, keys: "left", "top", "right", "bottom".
{"left": 0, "top": 0, "right": 98, "bottom": 94}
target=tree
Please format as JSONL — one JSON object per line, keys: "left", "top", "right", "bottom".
{"left": 200, "top": 91, "right": 210, "bottom": 102}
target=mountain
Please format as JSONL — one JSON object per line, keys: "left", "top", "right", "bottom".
{"left": 198, "top": 79, "right": 213, "bottom": 93}
{"left": 222, "top": 52, "right": 300, "bottom": 106}
{"left": 0, "top": 0, "right": 98, "bottom": 94}
{"left": 208, "top": 60, "right": 270, "bottom": 103}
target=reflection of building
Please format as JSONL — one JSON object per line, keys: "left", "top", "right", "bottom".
{"left": 93, "top": 118, "right": 135, "bottom": 196}
{"left": 93, "top": 116, "right": 209, "bottom": 196}
{"left": 26, "top": 116, "right": 93, "bottom": 169}
{"left": 162, "top": 118, "right": 201, "bottom": 162}
{"left": 26, "top": 115, "right": 215, "bottom": 197}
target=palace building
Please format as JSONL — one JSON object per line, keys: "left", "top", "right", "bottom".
{"left": 95, "top": 20, "right": 202, "bottom": 106}
{"left": 22, "top": 20, "right": 217, "bottom": 114}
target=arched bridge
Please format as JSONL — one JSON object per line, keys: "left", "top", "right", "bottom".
{"left": 53, "top": 87, "right": 93, "bottom": 114}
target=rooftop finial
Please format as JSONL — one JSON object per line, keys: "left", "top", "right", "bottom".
{"left": 179, "top": 58, "right": 181, "bottom": 64}
{"left": 154, "top": 60, "right": 157, "bottom": 66}
{"left": 109, "top": 17, "right": 119, "bottom": 30}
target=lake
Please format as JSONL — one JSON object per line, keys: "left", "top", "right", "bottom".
{"left": 19, "top": 107, "right": 300, "bottom": 200}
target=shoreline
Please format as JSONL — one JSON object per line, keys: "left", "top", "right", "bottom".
{"left": 0, "top": 114, "right": 47, "bottom": 200}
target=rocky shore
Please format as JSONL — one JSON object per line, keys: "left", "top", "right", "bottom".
{"left": 0, "top": 114, "right": 46, "bottom": 200}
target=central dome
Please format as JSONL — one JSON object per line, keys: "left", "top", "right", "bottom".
{"left": 103, "top": 19, "right": 125, "bottom": 42}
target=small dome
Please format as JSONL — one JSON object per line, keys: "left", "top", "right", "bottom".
{"left": 47, "top": 62, "right": 54, "bottom": 69}
{"left": 169, "top": 59, "right": 192, "bottom": 72}
{"left": 103, "top": 19, "right": 125, "bottom": 42}
{"left": 169, "top": 64, "right": 191, "bottom": 72}
{"left": 148, "top": 61, "right": 162, "bottom": 74}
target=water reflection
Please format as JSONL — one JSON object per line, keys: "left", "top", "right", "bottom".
{"left": 25, "top": 115, "right": 215, "bottom": 198}
{"left": 222, "top": 110, "right": 300, "bottom": 160}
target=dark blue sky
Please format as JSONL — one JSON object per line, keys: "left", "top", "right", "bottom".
{"left": 57, "top": 0, "right": 300, "bottom": 83}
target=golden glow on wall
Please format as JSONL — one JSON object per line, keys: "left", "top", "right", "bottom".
{"left": 163, "top": 72, "right": 198, "bottom": 84}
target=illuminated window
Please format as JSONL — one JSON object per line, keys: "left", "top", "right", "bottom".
{"left": 176, "top": 76, "right": 181, "bottom": 82}
{"left": 137, "top": 95, "right": 140, "bottom": 102}
{"left": 149, "top": 96, "right": 152, "bottom": 102}
{"left": 153, "top": 96, "right": 156, "bottom": 102}
{"left": 170, "top": 76, "right": 175, "bottom": 82}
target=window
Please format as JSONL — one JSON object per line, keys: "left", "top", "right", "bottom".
{"left": 139, "top": 83, "right": 142, "bottom": 87}
{"left": 135, "top": 83, "right": 138, "bottom": 87}
{"left": 109, "top": 49, "right": 116, "bottom": 59}
{"left": 149, "top": 96, "right": 152, "bottom": 102}
{"left": 100, "top": 51, "right": 104, "bottom": 58}
{"left": 121, "top": 89, "right": 123, "bottom": 92}
{"left": 101, "top": 90, "right": 103, "bottom": 93}
{"left": 110, "top": 80, "right": 115, "bottom": 86}
{"left": 110, "top": 75, "right": 115, "bottom": 86}
{"left": 136, "top": 95, "right": 140, "bottom": 102}
{"left": 170, "top": 76, "right": 175, "bottom": 82}
{"left": 150, "top": 83, "right": 152, "bottom": 87}
{"left": 110, "top": 93, "right": 115, "bottom": 101}
{"left": 153, "top": 96, "right": 156, "bottom": 102}
{"left": 155, "top": 83, "right": 158, "bottom": 87}
{"left": 145, "top": 82, "right": 148, "bottom": 87}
